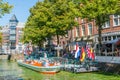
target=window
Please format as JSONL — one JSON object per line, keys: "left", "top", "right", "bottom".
{"left": 65, "top": 31, "right": 68, "bottom": 37}
{"left": 82, "top": 25, "right": 85, "bottom": 36}
{"left": 75, "top": 17, "right": 79, "bottom": 21}
{"left": 11, "top": 42, "right": 15, "bottom": 47}
{"left": 3, "top": 36, "right": 9, "bottom": 40}
{"left": 105, "top": 37, "right": 107, "bottom": 41}
{"left": 113, "top": 36, "right": 116, "bottom": 40}
{"left": 108, "top": 36, "right": 111, "bottom": 41}
{"left": 76, "top": 27, "right": 80, "bottom": 37}
{"left": 88, "top": 23, "right": 92, "bottom": 35}
{"left": 10, "top": 36, "right": 16, "bottom": 40}
{"left": 10, "top": 26, "right": 16, "bottom": 28}
{"left": 117, "top": 35, "right": 120, "bottom": 38}
{"left": 19, "top": 47, "right": 22, "bottom": 51}
{"left": 113, "top": 15, "right": 120, "bottom": 26}
{"left": 10, "top": 22, "right": 17, "bottom": 26}
{"left": 102, "top": 21, "right": 110, "bottom": 28}
{"left": 102, "top": 37, "right": 106, "bottom": 42}
{"left": 10, "top": 30, "right": 16, "bottom": 34}
{"left": 10, "top": 34, "right": 16, "bottom": 36}
{"left": 81, "top": 19, "right": 84, "bottom": 23}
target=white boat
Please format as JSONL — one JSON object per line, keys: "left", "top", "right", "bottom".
{"left": 17, "top": 59, "right": 61, "bottom": 74}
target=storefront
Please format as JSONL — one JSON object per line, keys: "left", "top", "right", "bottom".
{"left": 94, "top": 31, "right": 120, "bottom": 43}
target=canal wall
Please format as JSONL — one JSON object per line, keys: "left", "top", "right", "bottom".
{"left": 0, "top": 54, "right": 24, "bottom": 61}
{"left": 0, "top": 55, "right": 8, "bottom": 60}
{"left": 98, "top": 62, "right": 120, "bottom": 74}
{"left": 96, "top": 56, "right": 120, "bottom": 74}
{"left": 10, "top": 54, "right": 24, "bottom": 61}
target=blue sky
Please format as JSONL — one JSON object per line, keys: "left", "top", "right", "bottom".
{"left": 0, "top": 0, "right": 43, "bottom": 26}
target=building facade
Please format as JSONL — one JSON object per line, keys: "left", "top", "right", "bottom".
{"left": 70, "top": 15, "right": 120, "bottom": 45}
{"left": 94, "top": 15, "right": 120, "bottom": 43}
{"left": 1, "top": 15, "right": 25, "bottom": 54}
{"left": 53, "top": 15, "right": 120, "bottom": 52}
{"left": 9, "top": 14, "right": 19, "bottom": 49}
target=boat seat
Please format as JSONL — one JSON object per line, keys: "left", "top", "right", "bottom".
{"left": 49, "top": 63, "right": 54, "bottom": 66}
{"left": 33, "top": 62, "right": 42, "bottom": 66}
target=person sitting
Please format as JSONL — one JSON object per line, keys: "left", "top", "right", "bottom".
{"left": 45, "top": 60, "right": 49, "bottom": 67}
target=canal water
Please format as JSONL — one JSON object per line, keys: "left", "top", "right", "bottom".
{"left": 0, "top": 60, "right": 120, "bottom": 80}
{"left": 0, "top": 59, "right": 76, "bottom": 80}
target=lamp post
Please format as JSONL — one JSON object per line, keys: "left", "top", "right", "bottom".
{"left": 7, "top": 42, "right": 9, "bottom": 54}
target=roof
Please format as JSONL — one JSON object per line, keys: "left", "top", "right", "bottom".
{"left": 9, "top": 14, "right": 18, "bottom": 22}
{"left": 107, "top": 38, "right": 120, "bottom": 45}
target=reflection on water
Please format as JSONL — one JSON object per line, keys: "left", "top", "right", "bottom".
{"left": 0, "top": 60, "right": 72, "bottom": 80}
{"left": 0, "top": 60, "right": 119, "bottom": 80}
{"left": 0, "top": 60, "right": 23, "bottom": 80}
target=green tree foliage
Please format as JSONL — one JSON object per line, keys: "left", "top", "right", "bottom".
{"left": 0, "top": 0, "right": 12, "bottom": 45}
{"left": 23, "top": 1, "right": 55, "bottom": 45}
{"left": 24, "top": 0, "right": 79, "bottom": 46}
{"left": 0, "top": 0, "right": 13, "bottom": 18}
{"left": 79, "top": 0, "right": 120, "bottom": 45}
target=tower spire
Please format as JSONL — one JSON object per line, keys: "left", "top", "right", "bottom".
{"left": 9, "top": 14, "right": 18, "bottom": 22}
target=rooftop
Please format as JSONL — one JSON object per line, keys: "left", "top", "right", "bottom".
{"left": 9, "top": 14, "right": 18, "bottom": 22}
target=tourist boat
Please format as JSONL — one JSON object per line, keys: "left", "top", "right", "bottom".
{"left": 17, "top": 58, "right": 61, "bottom": 74}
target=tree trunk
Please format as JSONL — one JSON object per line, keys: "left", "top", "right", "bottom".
{"left": 97, "top": 16, "right": 103, "bottom": 56}
{"left": 98, "top": 20, "right": 103, "bottom": 56}
{"left": 56, "top": 33, "right": 60, "bottom": 57}
{"left": 98, "top": 25, "right": 102, "bottom": 47}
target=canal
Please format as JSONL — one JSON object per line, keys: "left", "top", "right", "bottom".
{"left": 0, "top": 60, "right": 120, "bottom": 80}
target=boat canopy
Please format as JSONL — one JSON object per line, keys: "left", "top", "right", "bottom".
{"left": 106, "top": 38, "right": 120, "bottom": 45}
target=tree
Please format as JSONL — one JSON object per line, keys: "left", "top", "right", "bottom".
{"left": 0, "top": 0, "right": 13, "bottom": 48}
{"left": 0, "top": 0, "right": 13, "bottom": 18}
{"left": 24, "top": 0, "right": 79, "bottom": 53}
{"left": 78, "top": 0, "right": 120, "bottom": 50}
{"left": 24, "top": 0, "right": 80, "bottom": 57}
{"left": 23, "top": 1, "right": 55, "bottom": 46}
{"left": 48, "top": 0, "right": 79, "bottom": 45}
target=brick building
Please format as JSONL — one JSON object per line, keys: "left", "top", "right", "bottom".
{"left": 52, "top": 15, "right": 120, "bottom": 51}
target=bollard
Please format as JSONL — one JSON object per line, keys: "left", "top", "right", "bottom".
{"left": 7, "top": 54, "right": 11, "bottom": 60}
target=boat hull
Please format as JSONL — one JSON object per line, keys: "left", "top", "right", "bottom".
{"left": 17, "top": 61, "right": 61, "bottom": 74}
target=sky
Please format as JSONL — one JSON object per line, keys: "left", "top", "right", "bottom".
{"left": 0, "top": 0, "right": 43, "bottom": 26}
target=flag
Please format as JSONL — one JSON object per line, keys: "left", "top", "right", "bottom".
{"left": 75, "top": 44, "right": 81, "bottom": 58}
{"left": 90, "top": 48, "right": 95, "bottom": 60}
{"left": 80, "top": 47, "right": 86, "bottom": 62}
{"left": 86, "top": 45, "right": 95, "bottom": 60}
{"left": 25, "top": 45, "right": 33, "bottom": 55}
{"left": 86, "top": 45, "right": 91, "bottom": 58}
